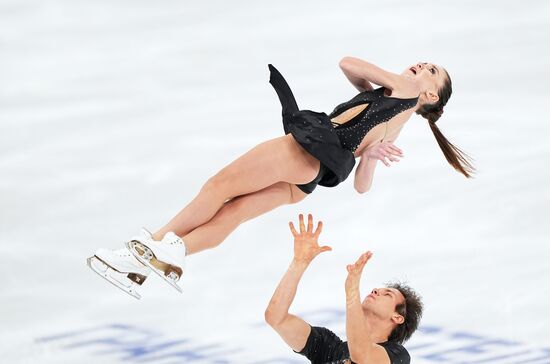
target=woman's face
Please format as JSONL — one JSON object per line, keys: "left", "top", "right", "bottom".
{"left": 402, "top": 61, "right": 447, "bottom": 103}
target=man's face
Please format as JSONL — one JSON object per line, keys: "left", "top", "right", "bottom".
{"left": 362, "top": 287, "right": 406, "bottom": 323}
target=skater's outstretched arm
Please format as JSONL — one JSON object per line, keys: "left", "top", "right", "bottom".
{"left": 354, "top": 141, "right": 404, "bottom": 194}
{"left": 345, "top": 252, "right": 392, "bottom": 364}
{"left": 339, "top": 57, "right": 418, "bottom": 97}
{"left": 265, "top": 214, "right": 332, "bottom": 352}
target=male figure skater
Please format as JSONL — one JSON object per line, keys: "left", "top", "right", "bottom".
{"left": 265, "top": 214, "right": 423, "bottom": 363}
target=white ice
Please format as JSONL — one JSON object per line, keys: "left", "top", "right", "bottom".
{"left": 1, "top": 0, "right": 549, "bottom": 363}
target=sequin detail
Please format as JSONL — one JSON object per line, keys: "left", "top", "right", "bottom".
{"left": 329, "top": 88, "right": 418, "bottom": 153}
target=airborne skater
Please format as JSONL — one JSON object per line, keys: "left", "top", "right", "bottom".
{"left": 88, "top": 58, "right": 473, "bottom": 298}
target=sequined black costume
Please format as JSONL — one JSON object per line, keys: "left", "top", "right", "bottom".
{"left": 330, "top": 87, "right": 419, "bottom": 153}
{"left": 294, "top": 326, "right": 410, "bottom": 364}
{"left": 268, "top": 64, "right": 418, "bottom": 194}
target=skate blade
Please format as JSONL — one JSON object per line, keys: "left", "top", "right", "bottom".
{"left": 87, "top": 256, "right": 142, "bottom": 299}
{"left": 126, "top": 241, "right": 183, "bottom": 293}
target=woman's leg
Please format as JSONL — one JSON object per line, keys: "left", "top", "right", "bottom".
{"left": 182, "top": 182, "right": 308, "bottom": 255}
{"left": 153, "top": 134, "right": 319, "bottom": 240}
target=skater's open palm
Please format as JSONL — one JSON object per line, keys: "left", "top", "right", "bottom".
{"left": 345, "top": 251, "right": 373, "bottom": 291}
{"left": 289, "top": 214, "right": 332, "bottom": 264}
{"left": 365, "top": 141, "right": 403, "bottom": 167}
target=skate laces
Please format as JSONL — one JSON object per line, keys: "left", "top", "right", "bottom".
{"left": 162, "top": 232, "right": 183, "bottom": 246}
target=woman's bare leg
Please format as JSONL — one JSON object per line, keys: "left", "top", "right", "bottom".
{"left": 145, "top": 182, "right": 307, "bottom": 273}
{"left": 153, "top": 135, "right": 319, "bottom": 240}
{"left": 182, "top": 182, "right": 307, "bottom": 254}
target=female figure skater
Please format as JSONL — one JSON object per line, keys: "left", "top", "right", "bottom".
{"left": 88, "top": 57, "right": 474, "bottom": 298}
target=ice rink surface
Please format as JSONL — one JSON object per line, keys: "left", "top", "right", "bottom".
{"left": 1, "top": 0, "right": 549, "bottom": 363}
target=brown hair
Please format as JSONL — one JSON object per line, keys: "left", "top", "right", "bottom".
{"left": 416, "top": 70, "right": 475, "bottom": 178}
{"left": 387, "top": 282, "right": 423, "bottom": 344}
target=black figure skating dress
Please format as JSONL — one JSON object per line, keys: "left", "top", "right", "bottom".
{"left": 268, "top": 64, "right": 418, "bottom": 193}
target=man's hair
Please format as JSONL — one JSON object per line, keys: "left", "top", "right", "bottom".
{"left": 386, "top": 282, "right": 423, "bottom": 344}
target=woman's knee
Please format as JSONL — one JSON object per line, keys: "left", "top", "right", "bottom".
{"left": 201, "top": 172, "right": 231, "bottom": 199}
{"left": 200, "top": 175, "right": 229, "bottom": 202}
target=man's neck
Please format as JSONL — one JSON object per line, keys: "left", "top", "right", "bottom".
{"left": 364, "top": 311, "right": 392, "bottom": 344}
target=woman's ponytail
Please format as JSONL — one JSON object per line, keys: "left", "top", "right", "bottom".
{"left": 416, "top": 71, "right": 475, "bottom": 178}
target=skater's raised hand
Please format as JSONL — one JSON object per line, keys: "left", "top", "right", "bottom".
{"left": 365, "top": 141, "right": 403, "bottom": 167}
{"left": 345, "top": 251, "right": 373, "bottom": 292}
{"left": 289, "top": 214, "right": 332, "bottom": 265}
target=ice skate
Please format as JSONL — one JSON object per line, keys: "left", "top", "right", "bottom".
{"left": 126, "top": 231, "right": 186, "bottom": 293}
{"left": 87, "top": 247, "right": 151, "bottom": 299}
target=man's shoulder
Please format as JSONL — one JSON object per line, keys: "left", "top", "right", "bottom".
{"left": 378, "top": 341, "right": 410, "bottom": 363}
{"left": 311, "top": 326, "right": 345, "bottom": 341}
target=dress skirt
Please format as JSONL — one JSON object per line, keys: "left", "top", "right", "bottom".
{"left": 268, "top": 64, "right": 356, "bottom": 188}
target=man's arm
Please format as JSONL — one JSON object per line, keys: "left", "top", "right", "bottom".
{"left": 345, "top": 252, "right": 391, "bottom": 364}
{"left": 265, "top": 214, "right": 332, "bottom": 352}
{"left": 264, "top": 259, "right": 312, "bottom": 351}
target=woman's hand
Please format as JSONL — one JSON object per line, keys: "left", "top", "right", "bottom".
{"left": 365, "top": 141, "right": 403, "bottom": 167}
{"left": 289, "top": 214, "right": 332, "bottom": 265}
{"left": 345, "top": 251, "right": 373, "bottom": 293}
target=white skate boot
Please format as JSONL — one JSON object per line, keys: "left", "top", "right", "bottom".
{"left": 126, "top": 232, "right": 186, "bottom": 293}
{"left": 87, "top": 247, "right": 150, "bottom": 299}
